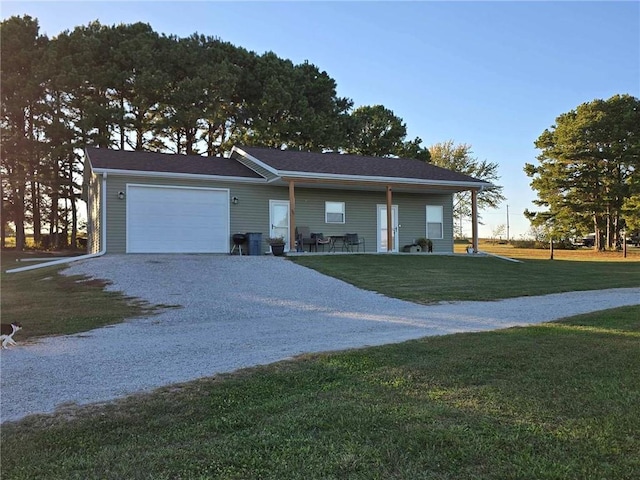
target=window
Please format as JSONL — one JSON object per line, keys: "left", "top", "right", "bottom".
{"left": 426, "top": 205, "right": 443, "bottom": 239}
{"left": 325, "top": 201, "right": 345, "bottom": 224}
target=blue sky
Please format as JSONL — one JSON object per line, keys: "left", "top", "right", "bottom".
{"left": 3, "top": 1, "right": 639, "bottom": 238}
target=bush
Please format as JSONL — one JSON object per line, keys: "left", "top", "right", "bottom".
{"left": 510, "top": 239, "right": 540, "bottom": 249}
{"left": 554, "top": 239, "right": 578, "bottom": 250}
{"left": 510, "top": 239, "right": 577, "bottom": 250}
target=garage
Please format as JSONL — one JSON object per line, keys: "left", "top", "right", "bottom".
{"left": 126, "top": 185, "right": 229, "bottom": 253}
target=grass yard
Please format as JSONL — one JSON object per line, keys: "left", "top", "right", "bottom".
{"left": 470, "top": 240, "right": 640, "bottom": 262}
{"left": 0, "top": 250, "right": 155, "bottom": 340}
{"left": 1, "top": 246, "right": 639, "bottom": 479}
{"left": 288, "top": 254, "right": 640, "bottom": 304}
{"left": 2, "top": 306, "right": 639, "bottom": 479}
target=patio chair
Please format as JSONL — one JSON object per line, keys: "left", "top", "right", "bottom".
{"left": 295, "top": 226, "right": 315, "bottom": 252}
{"left": 343, "top": 233, "right": 365, "bottom": 252}
{"left": 310, "top": 233, "right": 331, "bottom": 252}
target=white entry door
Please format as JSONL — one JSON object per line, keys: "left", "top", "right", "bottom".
{"left": 377, "top": 204, "right": 399, "bottom": 252}
{"left": 269, "top": 200, "right": 290, "bottom": 250}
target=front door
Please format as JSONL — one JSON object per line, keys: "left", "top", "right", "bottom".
{"left": 269, "top": 200, "right": 290, "bottom": 250}
{"left": 377, "top": 204, "right": 399, "bottom": 252}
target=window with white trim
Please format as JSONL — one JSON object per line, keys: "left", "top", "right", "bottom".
{"left": 325, "top": 201, "right": 345, "bottom": 224}
{"left": 426, "top": 205, "right": 443, "bottom": 239}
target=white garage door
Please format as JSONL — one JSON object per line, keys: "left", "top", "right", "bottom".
{"left": 126, "top": 185, "right": 229, "bottom": 253}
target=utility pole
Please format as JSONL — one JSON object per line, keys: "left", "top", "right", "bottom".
{"left": 506, "top": 205, "right": 510, "bottom": 243}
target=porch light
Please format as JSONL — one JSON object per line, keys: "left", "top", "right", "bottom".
{"left": 117, "top": 191, "right": 125, "bottom": 200}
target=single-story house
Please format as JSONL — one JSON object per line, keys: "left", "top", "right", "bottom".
{"left": 83, "top": 146, "right": 493, "bottom": 255}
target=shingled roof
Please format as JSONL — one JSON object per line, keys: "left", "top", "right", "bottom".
{"left": 235, "top": 146, "right": 489, "bottom": 186}
{"left": 86, "top": 148, "right": 263, "bottom": 179}
{"left": 85, "top": 146, "right": 491, "bottom": 189}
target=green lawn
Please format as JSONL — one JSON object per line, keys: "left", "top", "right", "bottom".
{"left": 2, "top": 306, "right": 639, "bottom": 479}
{"left": 289, "top": 254, "right": 640, "bottom": 303}
{"left": 2, "top": 250, "right": 639, "bottom": 479}
{"left": 1, "top": 251, "right": 156, "bottom": 340}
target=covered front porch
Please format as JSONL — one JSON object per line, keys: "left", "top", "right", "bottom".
{"left": 280, "top": 178, "right": 483, "bottom": 255}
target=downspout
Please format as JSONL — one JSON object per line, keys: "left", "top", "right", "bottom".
{"left": 6, "top": 172, "right": 108, "bottom": 274}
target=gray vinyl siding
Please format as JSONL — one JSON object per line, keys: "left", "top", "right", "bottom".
{"left": 394, "top": 192, "right": 453, "bottom": 253}
{"left": 101, "top": 175, "right": 455, "bottom": 254}
{"left": 292, "top": 188, "right": 453, "bottom": 253}
{"left": 293, "top": 188, "right": 378, "bottom": 251}
{"left": 87, "top": 173, "right": 102, "bottom": 253}
{"left": 104, "top": 177, "right": 126, "bottom": 252}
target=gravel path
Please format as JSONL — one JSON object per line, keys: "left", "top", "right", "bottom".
{"left": 2, "top": 255, "right": 638, "bottom": 423}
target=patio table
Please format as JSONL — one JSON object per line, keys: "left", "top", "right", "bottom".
{"left": 328, "top": 235, "right": 348, "bottom": 252}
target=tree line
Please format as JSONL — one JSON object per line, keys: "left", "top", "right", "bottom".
{"left": 2, "top": 15, "right": 508, "bottom": 251}
{"left": 2, "top": 15, "right": 443, "bottom": 250}
{"left": 4, "top": 18, "right": 635, "bottom": 253}
{"left": 525, "top": 94, "right": 640, "bottom": 250}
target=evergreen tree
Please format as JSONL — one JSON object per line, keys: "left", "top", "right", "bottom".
{"left": 0, "top": 15, "right": 47, "bottom": 250}
{"left": 344, "top": 105, "right": 429, "bottom": 160}
{"left": 1, "top": 16, "right": 450, "bottom": 248}
{"left": 525, "top": 94, "right": 640, "bottom": 249}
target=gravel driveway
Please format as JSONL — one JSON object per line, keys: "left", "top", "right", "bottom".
{"left": 2, "top": 254, "right": 639, "bottom": 423}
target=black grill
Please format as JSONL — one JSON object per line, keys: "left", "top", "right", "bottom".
{"left": 231, "top": 233, "right": 247, "bottom": 255}
{"left": 232, "top": 233, "right": 246, "bottom": 245}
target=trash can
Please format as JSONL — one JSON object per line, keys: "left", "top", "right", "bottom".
{"left": 245, "top": 232, "right": 263, "bottom": 256}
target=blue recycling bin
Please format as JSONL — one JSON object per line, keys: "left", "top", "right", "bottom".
{"left": 245, "top": 232, "right": 263, "bottom": 256}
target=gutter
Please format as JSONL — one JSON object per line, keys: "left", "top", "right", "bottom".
{"left": 6, "top": 168, "right": 108, "bottom": 274}
{"left": 91, "top": 167, "right": 268, "bottom": 183}
{"left": 275, "top": 170, "right": 494, "bottom": 189}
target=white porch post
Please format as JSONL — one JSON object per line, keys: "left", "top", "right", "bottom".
{"left": 386, "top": 186, "right": 393, "bottom": 252}
{"left": 288, "top": 180, "right": 296, "bottom": 251}
{"left": 471, "top": 189, "right": 479, "bottom": 253}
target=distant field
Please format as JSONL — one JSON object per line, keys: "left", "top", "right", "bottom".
{"left": 2, "top": 236, "right": 40, "bottom": 250}
{"left": 1, "top": 249, "right": 86, "bottom": 272}
{"left": 459, "top": 240, "right": 640, "bottom": 262}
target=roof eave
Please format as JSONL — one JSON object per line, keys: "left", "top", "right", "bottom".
{"left": 232, "top": 146, "right": 280, "bottom": 176}
{"left": 84, "top": 147, "right": 95, "bottom": 171}
{"left": 90, "top": 167, "right": 268, "bottom": 183}
{"left": 276, "top": 170, "right": 493, "bottom": 190}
